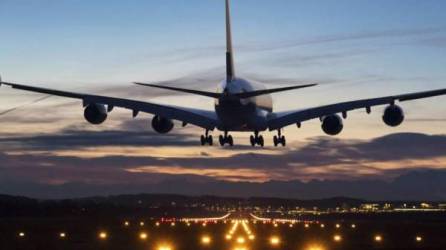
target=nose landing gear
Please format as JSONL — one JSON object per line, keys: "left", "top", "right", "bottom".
{"left": 219, "top": 131, "right": 234, "bottom": 146}
{"left": 250, "top": 131, "right": 264, "bottom": 147}
{"left": 200, "top": 130, "right": 213, "bottom": 146}
{"left": 273, "top": 129, "right": 286, "bottom": 147}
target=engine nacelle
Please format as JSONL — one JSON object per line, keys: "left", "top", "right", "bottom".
{"left": 321, "top": 114, "right": 344, "bottom": 136}
{"left": 84, "top": 103, "right": 107, "bottom": 125}
{"left": 382, "top": 105, "right": 404, "bottom": 127}
{"left": 152, "top": 115, "right": 174, "bottom": 134}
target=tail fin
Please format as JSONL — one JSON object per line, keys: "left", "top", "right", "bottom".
{"left": 225, "top": 0, "right": 235, "bottom": 82}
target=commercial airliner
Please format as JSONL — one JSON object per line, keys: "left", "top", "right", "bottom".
{"left": 1, "top": 0, "right": 446, "bottom": 147}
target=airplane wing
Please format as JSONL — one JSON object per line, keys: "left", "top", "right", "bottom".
{"left": 0, "top": 81, "right": 219, "bottom": 130}
{"left": 267, "top": 88, "right": 446, "bottom": 130}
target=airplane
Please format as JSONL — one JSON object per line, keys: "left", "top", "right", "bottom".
{"left": 1, "top": 0, "right": 446, "bottom": 147}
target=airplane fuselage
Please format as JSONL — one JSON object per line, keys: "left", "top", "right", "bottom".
{"left": 215, "top": 78, "right": 272, "bottom": 132}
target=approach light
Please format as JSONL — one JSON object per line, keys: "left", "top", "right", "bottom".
{"left": 158, "top": 245, "right": 172, "bottom": 250}
{"left": 99, "top": 231, "right": 107, "bottom": 240}
{"left": 270, "top": 236, "right": 280, "bottom": 246}
{"left": 333, "top": 234, "right": 342, "bottom": 242}
{"left": 201, "top": 236, "right": 211, "bottom": 245}
{"left": 237, "top": 236, "right": 245, "bottom": 244}
{"left": 374, "top": 235, "right": 382, "bottom": 242}
{"left": 139, "top": 232, "right": 148, "bottom": 240}
{"left": 307, "top": 244, "right": 325, "bottom": 250}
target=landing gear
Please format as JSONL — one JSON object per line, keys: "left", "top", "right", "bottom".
{"left": 250, "top": 131, "right": 264, "bottom": 147}
{"left": 200, "top": 130, "right": 213, "bottom": 146}
{"left": 273, "top": 130, "right": 286, "bottom": 147}
{"left": 219, "top": 131, "right": 234, "bottom": 146}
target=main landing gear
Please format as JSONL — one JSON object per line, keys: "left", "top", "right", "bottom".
{"left": 250, "top": 131, "right": 264, "bottom": 147}
{"left": 219, "top": 131, "right": 234, "bottom": 146}
{"left": 273, "top": 129, "right": 286, "bottom": 147}
{"left": 200, "top": 130, "right": 213, "bottom": 146}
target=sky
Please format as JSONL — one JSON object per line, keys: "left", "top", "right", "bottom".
{"left": 0, "top": 0, "right": 446, "bottom": 199}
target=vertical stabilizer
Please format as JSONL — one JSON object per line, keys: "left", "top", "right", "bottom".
{"left": 225, "top": 0, "right": 235, "bottom": 82}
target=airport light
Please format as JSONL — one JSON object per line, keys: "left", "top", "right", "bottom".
{"left": 270, "top": 236, "right": 280, "bottom": 246}
{"left": 289, "top": 223, "right": 294, "bottom": 228}
{"left": 374, "top": 235, "right": 383, "bottom": 242}
{"left": 320, "top": 224, "right": 325, "bottom": 228}
{"left": 201, "top": 235, "right": 211, "bottom": 245}
{"left": 18, "top": 232, "right": 25, "bottom": 238}
{"left": 139, "top": 232, "right": 148, "bottom": 240}
{"left": 155, "top": 222, "right": 160, "bottom": 227}
{"left": 351, "top": 224, "right": 356, "bottom": 229}
{"left": 335, "top": 223, "right": 341, "bottom": 229}
{"left": 307, "top": 244, "right": 325, "bottom": 250}
{"left": 59, "top": 232, "right": 67, "bottom": 239}
{"left": 304, "top": 224, "right": 310, "bottom": 228}
{"left": 140, "top": 221, "right": 145, "bottom": 227}
{"left": 225, "top": 234, "right": 232, "bottom": 240}
{"left": 202, "top": 222, "right": 207, "bottom": 227}
{"left": 273, "top": 223, "right": 278, "bottom": 227}
{"left": 170, "top": 222, "right": 176, "bottom": 227}
{"left": 158, "top": 245, "right": 172, "bottom": 250}
{"left": 99, "top": 231, "right": 107, "bottom": 240}
{"left": 124, "top": 221, "right": 130, "bottom": 227}
{"left": 416, "top": 236, "right": 423, "bottom": 242}
{"left": 333, "top": 234, "right": 342, "bottom": 242}
{"left": 248, "top": 234, "right": 255, "bottom": 240}
{"left": 237, "top": 236, "right": 245, "bottom": 244}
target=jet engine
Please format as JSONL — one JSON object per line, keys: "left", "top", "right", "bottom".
{"left": 321, "top": 114, "right": 344, "bottom": 135}
{"left": 382, "top": 105, "right": 404, "bottom": 127}
{"left": 152, "top": 115, "right": 174, "bottom": 134}
{"left": 84, "top": 103, "right": 107, "bottom": 125}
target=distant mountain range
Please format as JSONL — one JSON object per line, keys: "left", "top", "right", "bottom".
{"left": 1, "top": 169, "right": 446, "bottom": 201}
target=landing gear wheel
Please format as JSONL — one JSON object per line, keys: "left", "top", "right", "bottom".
{"left": 258, "top": 135, "right": 264, "bottom": 147}
{"left": 219, "top": 135, "right": 225, "bottom": 146}
{"left": 273, "top": 135, "right": 278, "bottom": 147}
{"left": 281, "top": 136, "right": 286, "bottom": 147}
{"left": 200, "top": 135, "right": 206, "bottom": 146}
{"left": 228, "top": 135, "right": 234, "bottom": 146}
{"left": 250, "top": 135, "right": 256, "bottom": 146}
{"left": 207, "top": 135, "right": 213, "bottom": 146}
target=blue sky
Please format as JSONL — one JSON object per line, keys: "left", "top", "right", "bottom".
{"left": 0, "top": 1, "right": 446, "bottom": 198}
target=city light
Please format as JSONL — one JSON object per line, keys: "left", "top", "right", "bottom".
{"left": 320, "top": 224, "right": 325, "bottom": 228}
{"left": 18, "top": 232, "right": 25, "bottom": 238}
{"left": 270, "top": 236, "right": 280, "bottom": 246}
{"left": 351, "top": 224, "right": 356, "bottom": 229}
{"left": 333, "top": 234, "right": 342, "bottom": 242}
{"left": 335, "top": 224, "right": 341, "bottom": 228}
{"left": 59, "top": 232, "right": 66, "bottom": 239}
{"left": 201, "top": 235, "right": 211, "bottom": 245}
{"left": 305, "top": 224, "right": 310, "bottom": 228}
{"left": 225, "top": 234, "right": 232, "bottom": 240}
{"left": 155, "top": 222, "right": 160, "bottom": 227}
{"left": 374, "top": 235, "right": 383, "bottom": 242}
{"left": 124, "top": 221, "right": 130, "bottom": 227}
{"left": 170, "top": 222, "right": 176, "bottom": 227}
{"left": 248, "top": 234, "right": 255, "bottom": 240}
{"left": 140, "top": 221, "right": 145, "bottom": 227}
{"left": 416, "top": 236, "right": 423, "bottom": 242}
{"left": 139, "top": 232, "right": 148, "bottom": 240}
{"left": 99, "top": 231, "right": 107, "bottom": 240}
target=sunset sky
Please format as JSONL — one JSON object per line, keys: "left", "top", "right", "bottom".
{"left": 0, "top": 0, "right": 445, "bottom": 199}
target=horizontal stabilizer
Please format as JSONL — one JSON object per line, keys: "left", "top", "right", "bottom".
{"left": 133, "top": 82, "right": 221, "bottom": 98}
{"left": 134, "top": 82, "right": 317, "bottom": 99}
